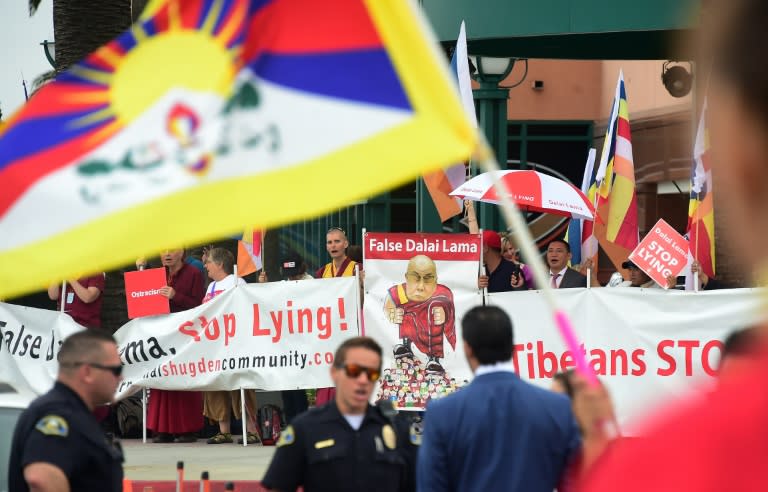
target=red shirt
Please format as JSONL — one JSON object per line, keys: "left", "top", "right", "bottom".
{"left": 582, "top": 348, "right": 768, "bottom": 491}
{"left": 167, "top": 263, "right": 204, "bottom": 312}
{"left": 58, "top": 274, "right": 105, "bottom": 328}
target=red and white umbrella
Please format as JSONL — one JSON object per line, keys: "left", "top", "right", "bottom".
{"left": 450, "top": 170, "right": 595, "bottom": 220}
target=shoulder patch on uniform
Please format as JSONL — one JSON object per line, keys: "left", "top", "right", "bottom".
{"left": 35, "top": 415, "right": 69, "bottom": 437}
{"left": 276, "top": 425, "right": 295, "bottom": 447}
{"left": 409, "top": 421, "right": 422, "bottom": 446}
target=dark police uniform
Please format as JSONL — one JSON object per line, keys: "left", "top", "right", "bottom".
{"left": 8, "top": 381, "right": 124, "bottom": 492}
{"left": 262, "top": 402, "right": 418, "bottom": 492}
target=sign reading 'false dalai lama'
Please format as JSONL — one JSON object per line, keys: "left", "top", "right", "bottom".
{"left": 363, "top": 232, "right": 482, "bottom": 410}
{"left": 366, "top": 235, "right": 479, "bottom": 261}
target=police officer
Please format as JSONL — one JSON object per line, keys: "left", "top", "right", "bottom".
{"left": 9, "top": 329, "right": 124, "bottom": 492}
{"left": 262, "top": 336, "right": 419, "bottom": 492}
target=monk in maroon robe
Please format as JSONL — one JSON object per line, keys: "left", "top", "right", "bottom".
{"left": 138, "top": 248, "right": 205, "bottom": 443}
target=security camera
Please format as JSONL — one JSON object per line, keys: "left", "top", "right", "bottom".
{"left": 662, "top": 61, "right": 692, "bottom": 98}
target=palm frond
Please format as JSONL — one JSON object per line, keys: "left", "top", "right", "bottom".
{"left": 29, "top": 0, "right": 43, "bottom": 16}
{"left": 32, "top": 70, "right": 56, "bottom": 92}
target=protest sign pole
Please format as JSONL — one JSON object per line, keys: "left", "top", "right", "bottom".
{"left": 240, "top": 388, "right": 247, "bottom": 447}
{"left": 142, "top": 388, "right": 147, "bottom": 443}
{"left": 59, "top": 281, "right": 66, "bottom": 312}
{"left": 355, "top": 263, "right": 363, "bottom": 336}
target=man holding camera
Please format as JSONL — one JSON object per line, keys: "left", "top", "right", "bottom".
{"left": 478, "top": 230, "right": 527, "bottom": 292}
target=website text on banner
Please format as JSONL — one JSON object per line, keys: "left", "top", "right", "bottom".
{"left": 629, "top": 219, "right": 689, "bottom": 288}
{"left": 0, "top": 277, "right": 359, "bottom": 399}
{"left": 363, "top": 232, "right": 482, "bottom": 410}
{"left": 487, "top": 288, "right": 765, "bottom": 432}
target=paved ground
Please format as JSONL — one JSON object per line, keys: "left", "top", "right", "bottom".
{"left": 122, "top": 438, "right": 277, "bottom": 482}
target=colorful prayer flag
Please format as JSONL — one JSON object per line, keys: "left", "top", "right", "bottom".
{"left": 423, "top": 20, "right": 474, "bottom": 222}
{"left": 569, "top": 148, "right": 596, "bottom": 265}
{"left": 581, "top": 147, "right": 600, "bottom": 261}
{"left": 595, "top": 71, "right": 639, "bottom": 251}
{"left": 0, "top": 0, "right": 481, "bottom": 299}
{"left": 237, "top": 227, "right": 262, "bottom": 277}
{"left": 686, "top": 98, "right": 716, "bottom": 279}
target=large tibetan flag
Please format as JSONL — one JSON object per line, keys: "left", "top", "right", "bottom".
{"left": 0, "top": 0, "right": 481, "bottom": 299}
{"left": 687, "top": 99, "right": 716, "bottom": 278}
{"left": 595, "top": 71, "right": 639, "bottom": 251}
{"left": 237, "top": 227, "right": 262, "bottom": 277}
{"left": 423, "top": 21, "right": 474, "bottom": 222}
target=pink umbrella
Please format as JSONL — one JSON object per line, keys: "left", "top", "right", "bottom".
{"left": 449, "top": 169, "right": 595, "bottom": 220}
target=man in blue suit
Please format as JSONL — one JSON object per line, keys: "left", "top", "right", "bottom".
{"left": 416, "top": 305, "right": 581, "bottom": 492}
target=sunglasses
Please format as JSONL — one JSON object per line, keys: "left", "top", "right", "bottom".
{"left": 90, "top": 363, "right": 123, "bottom": 376}
{"left": 337, "top": 363, "right": 380, "bottom": 382}
{"left": 63, "top": 361, "right": 123, "bottom": 377}
{"left": 327, "top": 226, "right": 346, "bottom": 235}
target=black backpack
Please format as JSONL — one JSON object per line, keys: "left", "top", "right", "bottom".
{"left": 258, "top": 404, "right": 284, "bottom": 445}
{"left": 115, "top": 394, "right": 143, "bottom": 438}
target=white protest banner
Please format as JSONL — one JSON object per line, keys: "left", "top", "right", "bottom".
{"left": 114, "top": 277, "right": 358, "bottom": 398}
{"left": 629, "top": 219, "right": 689, "bottom": 288}
{"left": 363, "top": 232, "right": 482, "bottom": 409}
{"left": 0, "top": 303, "right": 82, "bottom": 395}
{"left": 5, "top": 282, "right": 763, "bottom": 430}
{"left": 487, "top": 288, "right": 765, "bottom": 432}
{"left": 1, "top": 277, "right": 359, "bottom": 399}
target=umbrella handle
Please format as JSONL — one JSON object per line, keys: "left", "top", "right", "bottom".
{"left": 464, "top": 200, "right": 478, "bottom": 234}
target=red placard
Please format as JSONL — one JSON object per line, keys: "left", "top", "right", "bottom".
{"left": 124, "top": 268, "right": 170, "bottom": 318}
{"left": 629, "top": 219, "right": 689, "bottom": 289}
{"left": 364, "top": 232, "right": 481, "bottom": 261}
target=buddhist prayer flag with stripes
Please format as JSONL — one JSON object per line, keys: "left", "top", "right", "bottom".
{"left": 569, "top": 147, "right": 597, "bottom": 265}
{"left": 581, "top": 149, "right": 600, "bottom": 261}
{"left": 0, "top": 0, "right": 481, "bottom": 299}
{"left": 237, "top": 227, "right": 262, "bottom": 277}
{"left": 687, "top": 99, "right": 716, "bottom": 278}
{"left": 595, "top": 71, "right": 639, "bottom": 251}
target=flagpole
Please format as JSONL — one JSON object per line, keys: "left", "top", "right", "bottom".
{"left": 692, "top": 71, "right": 700, "bottom": 293}
{"left": 475, "top": 136, "right": 598, "bottom": 386}
{"left": 479, "top": 228, "right": 486, "bottom": 304}
{"left": 418, "top": 177, "right": 425, "bottom": 232}
{"left": 693, "top": 191, "right": 700, "bottom": 292}
{"left": 579, "top": 148, "right": 597, "bottom": 288}
{"left": 260, "top": 230, "right": 265, "bottom": 274}
{"left": 588, "top": 190, "right": 601, "bottom": 287}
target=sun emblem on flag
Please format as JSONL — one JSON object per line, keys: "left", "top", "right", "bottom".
{"left": 63, "top": 0, "right": 247, "bottom": 148}
{"left": 62, "top": 0, "right": 249, "bottom": 188}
